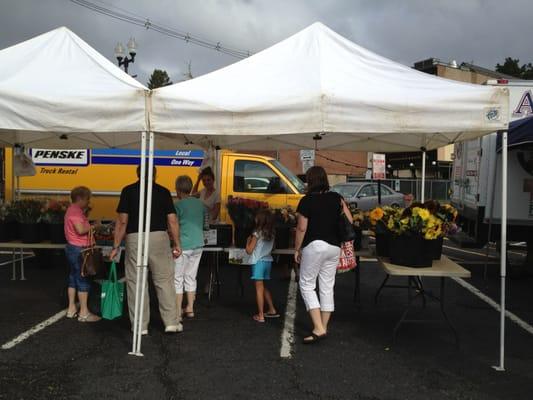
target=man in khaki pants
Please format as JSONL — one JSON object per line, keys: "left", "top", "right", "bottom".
{"left": 110, "top": 166, "right": 182, "bottom": 334}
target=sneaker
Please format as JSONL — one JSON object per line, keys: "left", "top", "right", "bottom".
{"left": 165, "top": 323, "right": 183, "bottom": 334}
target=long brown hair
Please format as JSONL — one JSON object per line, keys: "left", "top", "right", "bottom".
{"left": 254, "top": 209, "right": 275, "bottom": 241}
{"left": 306, "top": 166, "right": 329, "bottom": 193}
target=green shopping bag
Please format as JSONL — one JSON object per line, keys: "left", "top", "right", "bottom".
{"left": 101, "top": 262, "right": 124, "bottom": 320}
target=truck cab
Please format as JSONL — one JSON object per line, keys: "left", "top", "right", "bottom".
{"left": 219, "top": 152, "right": 305, "bottom": 223}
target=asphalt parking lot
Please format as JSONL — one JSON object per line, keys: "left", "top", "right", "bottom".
{"left": 1, "top": 241, "right": 533, "bottom": 400}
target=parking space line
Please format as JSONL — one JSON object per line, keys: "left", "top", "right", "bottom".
{"left": 443, "top": 245, "right": 493, "bottom": 257}
{"left": 451, "top": 277, "right": 533, "bottom": 336}
{"left": 1, "top": 310, "right": 65, "bottom": 350}
{"left": 280, "top": 269, "right": 297, "bottom": 358}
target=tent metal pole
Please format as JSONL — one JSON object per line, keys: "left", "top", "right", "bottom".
{"left": 421, "top": 151, "right": 426, "bottom": 203}
{"left": 493, "top": 130, "right": 507, "bottom": 372}
{"left": 485, "top": 144, "right": 499, "bottom": 280}
{"left": 129, "top": 131, "right": 147, "bottom": 357}
{"left": 135, "top": 131, "right": 155, "bottom": 356}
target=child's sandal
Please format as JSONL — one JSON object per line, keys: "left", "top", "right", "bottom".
{"left": 252, "top": 315, "right": 265, "bottom": 323}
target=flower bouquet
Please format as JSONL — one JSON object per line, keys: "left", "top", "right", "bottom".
{"left": 10, "top": 199, "right": 45, "bottom": 243}
{"left": 41, "top": 199, "right": 70, "bottom": 224}
{"left": 94, "top": 221, "right": 115, "bottom": 245}
{"left": 226, "top": 197, "right": 269, "bottom": 247}
{"left": 0, "top": 201, "right": 15, "bottom": 242}
{"left": 273, "top": 207, "right": 297, "bottom": 249}
{"left": 41, "top": 199, "right": 70, "bottom": 243}
{"left": 349, "top": 207, "right": 371, "bottom": 250}
{"left": 387, "top": 205, "right": 438, "bottom": 267}
{"left": 369, "top": 206, "right": 403, "bottom": 256}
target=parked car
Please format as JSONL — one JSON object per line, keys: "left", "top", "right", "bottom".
{"left": 331, "top": 182, "right": 404, "bottom": 210}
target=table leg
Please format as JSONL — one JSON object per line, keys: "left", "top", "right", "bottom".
{"left": 439, "top": 277, "right": 460, "bottom": 347}
{"left": 374, "top": 274, "right": 390, "bottom": 304}
{"left": 11, "top": 249, "right": 16, "bottom": 280}
{"left": 207, "top": 254, "right": 215, "bottom": 305}
{"left": 414, "top": 276, "right": 426, "bottom": 308}
{"left": 20, "top": 248, "right": 26, "bottom": 281}
{"left": 215, "top": 252, "right": 221, "bottom": 298}
{"left": 393, "top": 276, "right": 414, "bottom": 343}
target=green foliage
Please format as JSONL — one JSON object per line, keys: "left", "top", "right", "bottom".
{"left": 147, "top": 69, "right": 173, "bottom": 89}
{"left": 495, "top": 57, "right": 533, "bottom": 80}
{"left": 10, "top": 199, "right": 44, "bottom": 224}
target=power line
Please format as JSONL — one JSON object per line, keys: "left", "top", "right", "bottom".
{"left": 315, "top": 153, "right": 368, "bottom": 170}
{"left": 69, "top": 0, "right": 253, "bottom": 59}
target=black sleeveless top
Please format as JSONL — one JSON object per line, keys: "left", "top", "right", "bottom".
{"left": 296, "top": 191, "right": 342, "bottom": 248}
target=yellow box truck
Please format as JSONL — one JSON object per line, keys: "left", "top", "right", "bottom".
{"left": 3, "top": 148, "right": 305, "bottom": 221}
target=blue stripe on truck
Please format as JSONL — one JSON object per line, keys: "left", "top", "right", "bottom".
{"left": 91, "top": 149, "right": 204, "bottom": 158}
{"left": 91, "top": 156, "right": 203, "bottom": 167}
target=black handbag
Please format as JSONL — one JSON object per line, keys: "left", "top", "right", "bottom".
{"left": 338, "top": 200, "right": 356, "bottom": 242}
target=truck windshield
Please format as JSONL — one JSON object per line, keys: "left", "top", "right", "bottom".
{"left": 270, "top": 160, "right": 306, "bottom": 194}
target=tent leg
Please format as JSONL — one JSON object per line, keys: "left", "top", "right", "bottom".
{"left": 493, "top": 130, "right": 507, "bottom": 372}
{"left": 135, "top": 132, "right": 155, "bottom": 356}
{"left": 129, "top": 131, "right": 147, "bottom": 357}
{"left": 421, "top": 151, "right": 426, "bottom": 203}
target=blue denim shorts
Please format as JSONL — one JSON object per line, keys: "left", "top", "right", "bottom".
{"left": 65, "top": 244, "right": 91, "bottom": 292}
{"left": 251, "top": 260, "right": 272, "bottom": 281}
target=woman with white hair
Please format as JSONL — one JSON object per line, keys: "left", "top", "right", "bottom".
{"left": 174, "top": 175, "right": 206, "bottom": 327}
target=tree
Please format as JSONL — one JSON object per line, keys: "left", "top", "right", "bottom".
{"left": 147, "top": 69, "right": 172, "bottom": 89}
{"left": 495, "top": 57, "right": 533, "bottom": 80}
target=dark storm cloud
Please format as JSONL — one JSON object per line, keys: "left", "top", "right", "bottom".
{"left": 1, "top": 0, "right": 532, "bottom": 85}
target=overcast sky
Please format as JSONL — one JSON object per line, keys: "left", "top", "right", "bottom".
{"left": 1, "top": 0, "right": 532, "bottom": 85}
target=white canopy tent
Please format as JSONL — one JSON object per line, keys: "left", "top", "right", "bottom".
{"left": 0, "top": 24, "right": 512, "bottom": 367}
{"left": 0, "top": 26, "right": 160, "bottom": 148}
{"left": 152, "top": 23, "right": 507, "bottom": 151}
{"left": 0, "top": 26, "right": 157, "bottom": 356}
{"left": 152, "top": 23, "right": 510, "bottom": 369}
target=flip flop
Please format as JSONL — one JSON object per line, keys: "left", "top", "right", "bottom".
{"left": 66, "top": 311, "right": 78, "bottom": 319}
{"left": 265, "top": 312, "right": 280, "bottom": 318}
{"left": 302, "top": 332, "right": 327, "bottom": 344}
{"left": 183, "top": 311, "right": 195, "bottom": 319}
{"left": 253, "top": 315, "right": 265, "bottom": 323}
{"left": 78, "top": 314, "right": 101, "bottom": 323}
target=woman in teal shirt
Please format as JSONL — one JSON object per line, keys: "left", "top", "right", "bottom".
{"left": 174, "top": 175, "right": 206, "bottom": 326}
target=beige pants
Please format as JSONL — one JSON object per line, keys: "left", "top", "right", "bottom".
{"left": 125, "top": 231, "right": 177, "bottom": 330}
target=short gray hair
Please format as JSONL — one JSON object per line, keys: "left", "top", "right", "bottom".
{"left": 175, "top": 175, "right": 193, "bottom": 194}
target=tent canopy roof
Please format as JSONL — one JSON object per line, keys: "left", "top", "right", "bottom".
{"left": 0, "top": 26, "right": 148, "bottom": 148}
{"left": 152, "top": 22, "right": 508, "bottom": 152}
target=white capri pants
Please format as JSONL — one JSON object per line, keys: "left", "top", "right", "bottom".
{"left": 299, "top": 240, "right": 340, "bottom": 312}
{"left": 174, "top": 248, "right": 203, "bottom": 294}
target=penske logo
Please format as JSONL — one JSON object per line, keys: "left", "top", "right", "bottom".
{"left": 31, "top": 149, "right": 89, "bottom": 166}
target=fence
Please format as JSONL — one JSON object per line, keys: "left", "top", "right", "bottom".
{"left": 346, "top": 178, "right": 452, "bottom": 203}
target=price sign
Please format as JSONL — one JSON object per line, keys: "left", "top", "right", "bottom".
{"left": 372, "top": 153, "right": 386, "bottom": 180}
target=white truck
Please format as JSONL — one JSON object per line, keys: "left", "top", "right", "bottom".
{"left": 451, "top": 79, "right": 533, "bottom": 256}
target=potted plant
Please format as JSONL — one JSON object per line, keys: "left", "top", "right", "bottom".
{"left": 41, "top": 199, "right": 70, "bottom": 243}
{"left": 10, "top": 199, "right": 45, "bottom": 243}
{"left": 273, "top": 207, "right": 297, "bottom": 249}
{"left": 369, "top": 206, "right": 402, "bottom": 256}
{"left": 425, "top": 202, "right": 460, "bottom": 260}
{"left": 387, "top": 206, "right": 435, "bottom": 268}
{"left": 0, "top": 201, "right": 13, "bottom": 242}
{"left": 226, "top": 197, "right": 269, "bottom": 247}
{"left": 350, "top": 206, "right": 371, "bottom": 250}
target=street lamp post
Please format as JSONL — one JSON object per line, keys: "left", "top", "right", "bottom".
{"left": 114, "top": 38, "right": 137, "bottom": 75}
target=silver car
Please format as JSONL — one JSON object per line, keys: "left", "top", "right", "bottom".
{"left": 331, "top": 182, "right": 405, "bottom": 210}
